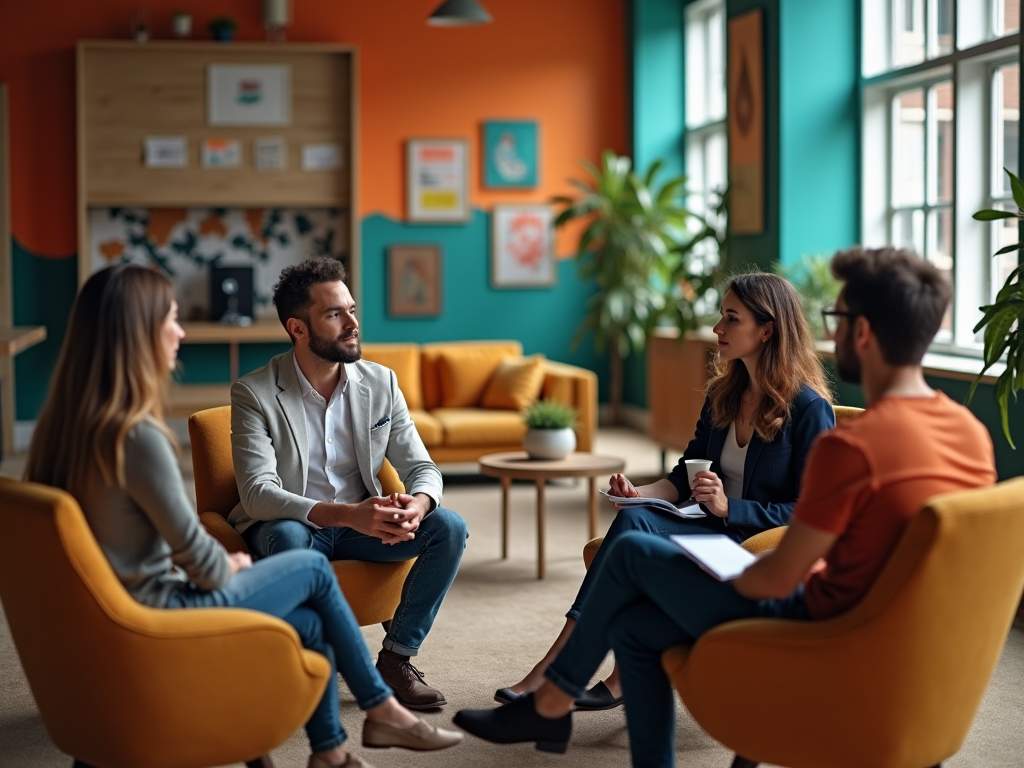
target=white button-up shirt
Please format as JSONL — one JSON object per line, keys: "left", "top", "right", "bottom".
{"left": 293, "top": 357, "right": 368, "bottom": 506}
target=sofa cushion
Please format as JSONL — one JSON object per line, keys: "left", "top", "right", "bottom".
{"left": 408, "top": 409, "right": 444, "bottom": 447}
{"left": 361, "top": 343, "right": 422, "bottom": 411}
{"left": 431, "top": 408, "right": 528, "bottom": 447}
{"left": 422, "top": 341, "right": 522, "bottom": 410}
{"left": 481, "top": 355, "right": 546, "bottom": 410}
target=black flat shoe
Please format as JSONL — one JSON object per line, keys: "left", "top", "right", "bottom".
{"left": 454, "top": 692, "right": 572, "bottom": 753}
{"left": 573, "top": 681, "right": 624, "bottom": 711}
{"left": 493, "top": 687, "right": 525, "bottom": 705}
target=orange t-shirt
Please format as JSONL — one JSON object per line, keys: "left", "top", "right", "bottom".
{"left": 795, "top": 392, "right": 996, "bottom": 619}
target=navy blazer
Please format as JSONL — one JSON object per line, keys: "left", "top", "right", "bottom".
{"left": 666, "top": 384, "right": 834, "bottom": 540}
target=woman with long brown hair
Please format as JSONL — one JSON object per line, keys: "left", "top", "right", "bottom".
{"left": 494, "top": 272, "right": 834, "bottom": 711}
{"left": 26, "top": 265, "right": 462, "bottom": 768}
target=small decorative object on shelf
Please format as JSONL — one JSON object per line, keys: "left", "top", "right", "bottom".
{"left": 522, "top": 400, "right": 577, "bottom": 460}
{"left": 171, "top": 11, "right": 192, "bottom": 38}
{"left": 263, "top": 0, "right": 291, "bottom": 41}
{"left": 208, "top": 16, "right": 237, "bottom": 42}
{"left": 131, "top": 7, "right": 151, "bottom": 42}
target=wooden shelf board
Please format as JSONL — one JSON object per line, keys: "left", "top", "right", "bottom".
{"left": 180, "top": 320, "right": 289, "bottom": 345}
{"left": 0, "top": 326, "right": 47, "bottom": 356}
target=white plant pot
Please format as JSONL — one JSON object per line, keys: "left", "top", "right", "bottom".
{"left": 523, "top": 427, "right": 576, "bottom": 460}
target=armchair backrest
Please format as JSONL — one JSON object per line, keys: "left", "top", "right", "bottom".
{"left": 188, "top": 405, "right": 405, "bottom": 518}
{"left": 832, "top": 404, "right": 864, "bottom": 424}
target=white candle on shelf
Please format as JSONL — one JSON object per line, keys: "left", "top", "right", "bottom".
{"left": 263, "top": 0, "right": 290, "bottom": 27}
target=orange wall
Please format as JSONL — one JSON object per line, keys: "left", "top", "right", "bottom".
{"left": 0, "top": 0, "right": 626, "bottom": 258}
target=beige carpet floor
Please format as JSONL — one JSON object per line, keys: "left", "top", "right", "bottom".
{"left": 1, "top": 426, "right": 1022, "bottom": 768}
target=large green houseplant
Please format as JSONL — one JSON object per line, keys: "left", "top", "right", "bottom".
{"left": 968, "top": 167, "right": 1024, "bottom": 447}
{"left": 552, "top": 150, "right": 719, "bottom": 424}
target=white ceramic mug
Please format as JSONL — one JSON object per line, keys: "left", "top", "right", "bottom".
{"left": 684, "top": 459, "right": 713, "bottom": 487}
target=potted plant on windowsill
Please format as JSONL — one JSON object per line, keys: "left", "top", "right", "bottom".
{"left": 968, "top": 167, "right": 1024, "bottom": 447}
{"left": 522, "top": 400, "right": 578, "bottom": 460}
{"left": 208, "top": 16, "right": 237, "bottom": 42}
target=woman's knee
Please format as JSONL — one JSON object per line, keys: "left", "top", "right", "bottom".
{"left": 608, "top": 506, "right": 665, "bottom": 538}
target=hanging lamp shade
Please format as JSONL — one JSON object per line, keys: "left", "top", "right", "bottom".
{"left": 427, "top": 0, "right": 493, "bottom": 26}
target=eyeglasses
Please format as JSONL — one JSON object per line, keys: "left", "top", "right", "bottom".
{"left": 821, "top": 308, "right": 860, "bottom": 339}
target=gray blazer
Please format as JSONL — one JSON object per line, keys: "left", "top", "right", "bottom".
{"left": 228, "top": 350, "right": 443, "bottom": 533}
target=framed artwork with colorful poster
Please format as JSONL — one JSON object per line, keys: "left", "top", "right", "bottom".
{"left": 406, "top": 139, "right": 470, "bottom": 223}
{"left": 491, "top": 205, "right": 555, "bottom": 288}
{"left": 388, "top": 245, "right": 442, "bottom": 316}
{"left": 482, "top": 120, "right": 539, "bottom": 189}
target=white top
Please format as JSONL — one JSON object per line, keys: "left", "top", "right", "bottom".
{"left": 720, "top": 421, "right": 749, "bottom": 499}
{"left": 293, "top": 357, "right": 367, "bottom": 506}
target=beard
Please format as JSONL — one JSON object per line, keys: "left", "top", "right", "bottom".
{"left": 834, "top": 331, "right": 861, "bottom": 384}
{"left": 308, "top": 324, "right": 361, "bottom": 364}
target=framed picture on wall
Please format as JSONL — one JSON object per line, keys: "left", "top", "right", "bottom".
{"left": 727, "top": 9, "right": 765, "bottom": 234}
{"left": 406, "top": 139, "right": 471, "bottom": 223}
{"left": 491, "top": 204, "right": 555, "bottom": 288}
{"left": 482, "top": 120, "right": 539, "bottom": 188}
{"left": 208, "top": 64, "right": 291, "bottom": 126}
{"left": 388, "top": 245, "right": 442, "bottom": 316}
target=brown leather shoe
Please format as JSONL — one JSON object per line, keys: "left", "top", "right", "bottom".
{"left": 363, "top": 717, "right": 464, "bottom": 751}
{"left": 375, "top": 649, "right": 447, "bottom": 709}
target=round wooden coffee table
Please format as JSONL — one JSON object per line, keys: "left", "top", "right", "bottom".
{"left": 478, "top": 451, "right": 626, "bottom": 579}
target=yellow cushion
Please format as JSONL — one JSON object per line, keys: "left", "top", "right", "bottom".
{"left": 422, "top": 341, "right": 522, "bottom": 410}
{"left": 481, "top": 356, "right": 546, "bottom": 410}
{"left": 437, "top": 348, "right": 513, "bottom": 408}
{"left": 360, "top": 343, "right": 422, "bottom": 411}
{"left": 432, "top": 408, "right": 527, "bottom": 446}
{"left": 408, "top": 409, "right": 444, "bottom": 447}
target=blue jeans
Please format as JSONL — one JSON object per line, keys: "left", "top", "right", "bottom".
{"left": 568, "top": 504, "right": 735, "bottom": 620}
{"left": 165, "top": 549, "right": 392, "bottom": 753}
{"left": 243, "top": 506, "right": 468, "bottom": 656}
{"left": 546, "top": 532, "right": 809, "bottom": 768}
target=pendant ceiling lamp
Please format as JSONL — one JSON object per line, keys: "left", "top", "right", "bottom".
{"left": 427, "top": 0, "right": 493, "bottom": 26}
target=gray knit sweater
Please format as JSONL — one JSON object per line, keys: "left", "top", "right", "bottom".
{"left": 77, "top": 420, "right": 231, "bottom": 607}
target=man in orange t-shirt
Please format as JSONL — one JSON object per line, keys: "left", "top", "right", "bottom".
{"left": 454, "top": 248, "right": 997, "bottom": 768}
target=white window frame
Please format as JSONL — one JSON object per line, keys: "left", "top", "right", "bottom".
{"left": 862, "top": 0, "right": 1021, "bottom": 354}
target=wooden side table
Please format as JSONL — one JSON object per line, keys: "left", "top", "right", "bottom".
{"left": 478, "top": 451, "right": 625, "bottom": 579}
{"left": 0, "top": 325, "right": 47, "bottom": 458}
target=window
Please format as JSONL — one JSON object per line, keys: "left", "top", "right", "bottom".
{"left": 685, "top": 0, "right": 727, "bottom": 271}
{"left": 862, "top": 0, "right": 1021, "bottom": 351}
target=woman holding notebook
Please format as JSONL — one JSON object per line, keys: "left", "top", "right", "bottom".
{"left": 494, "top": 272, "right": 834, "bottom": 711}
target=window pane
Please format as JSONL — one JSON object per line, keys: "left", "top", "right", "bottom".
{"left": 930, "top": 82, "right": 954, "bottom": 204}
{"left": 930, "top": 0, "right": 954, "bottom": 57}
{"left": 707, "top": 6, "right": 726, "bottom": 122}
{"left": 894, "top": 0, "right": 925, "bottom": 66}
{"left": 893, "top": 209, "right": 925, "bottom": 256}
{"left": 894, "top": 89, "right": 926, "bottom": 207}
{"left": 927, "top": 208, "right": 954, "bottom": 335}
{"left": 994, "top": 65, "right": 1020, "bottom": 196}
{"left": 706, "top": 130, "right": 727, "bottom": 197}
{"left": 996, "top": 0, "right": 1021, "bottom": 36}
{"left": 991, "top": 202, "right": 1021, "bottom": 302}
{"left": 686, "top": 138, "right": 706, "bottom": 217}
{"left": 686, "top": 14, "right": 707, "bottom": 128}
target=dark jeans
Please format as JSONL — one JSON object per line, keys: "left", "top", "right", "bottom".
{"left": 243, "top": 506, "right": 467, "bottom": 656}
{"left": 547, "top": 531, "right": 809, "bottom": 768}
{"left": 165, "top": 549, "right": 392, "bottom": 753}
{"left": 567, "top": 504, "right": 736, "bottom": 620}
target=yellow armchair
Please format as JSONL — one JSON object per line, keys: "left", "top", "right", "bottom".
{"left": 188, "top": 406, "right": 415, "bottom": 627}
{"left": 0, "top": 477, "right": 330, "bottom": 768}
{"left": 664, "top": 478, "right": 1024, "bottom": 768}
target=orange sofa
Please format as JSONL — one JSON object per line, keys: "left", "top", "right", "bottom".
{"left": 361, "top": 340, "right": 597, "bottom": 463}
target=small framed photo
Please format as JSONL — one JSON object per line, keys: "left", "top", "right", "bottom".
{"left": 254, "top": 137, "right": 287, "bottom": 171}
{"left": 482, "top": 120, "right": 539, "bottom": 188}
{"left": 144, "top": 136, "right": 188, "bottom": 168}
{"left": 406, "top": 139, "right": 470, "bottom": 223}
{"left": 208, "top": 64, "right": 291, "bottom": 126}
{"left": 202, "top": 138, "right": 241, "bottom": 168}
{"left": 388, "top": 245, "right": 442, "bottom": 317}
{"left": 491, "top": 205, "right": 555, "bottom": 288}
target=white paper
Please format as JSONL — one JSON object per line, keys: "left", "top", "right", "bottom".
{"left": 144, "top": 136, "right": 187, "bottom": 168}
{"left": 670, "top": 534, "right": 756, "bottom": 581}
{"left": 255, "top": 137, "right": 287, "bottom": 171}
{"left": 302, "top": 143, "right": 341, "bottom": 171}
{"left": 600, "top": 491, "right": 706, "bottom": 519}
{"left": 208, "top": 64, "right": 291, "bottom": 126}
{"left": 202, "top": 139, "right": 241, "bottom": 168}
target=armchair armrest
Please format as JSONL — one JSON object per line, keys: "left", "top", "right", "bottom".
{"left": 199, "top": 510, "right": 250, "bottom": 554}
{"left": 541, "top": 360, "right": 598, "bottom": 452}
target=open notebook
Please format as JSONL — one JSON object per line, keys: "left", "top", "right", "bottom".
{"left": 600, "top": 492, "right": 706, "bottom": 519}
{"left": 670, "top": 534, "right": 756, "bottom": 581}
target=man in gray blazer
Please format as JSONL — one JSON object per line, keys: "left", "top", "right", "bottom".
{"left": 229, "top": 257, "right": 468, "bottom": 710}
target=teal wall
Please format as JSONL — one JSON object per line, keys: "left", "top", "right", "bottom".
{"left": 778, "top": 0, "right": 859, "bottom": 266}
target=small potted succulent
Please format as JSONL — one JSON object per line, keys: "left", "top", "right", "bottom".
{"left": 208, "top": 16, "right": 237, "bottom": 42}
{"left": 522, "top": 400, "right": 578, "bottom": 460}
